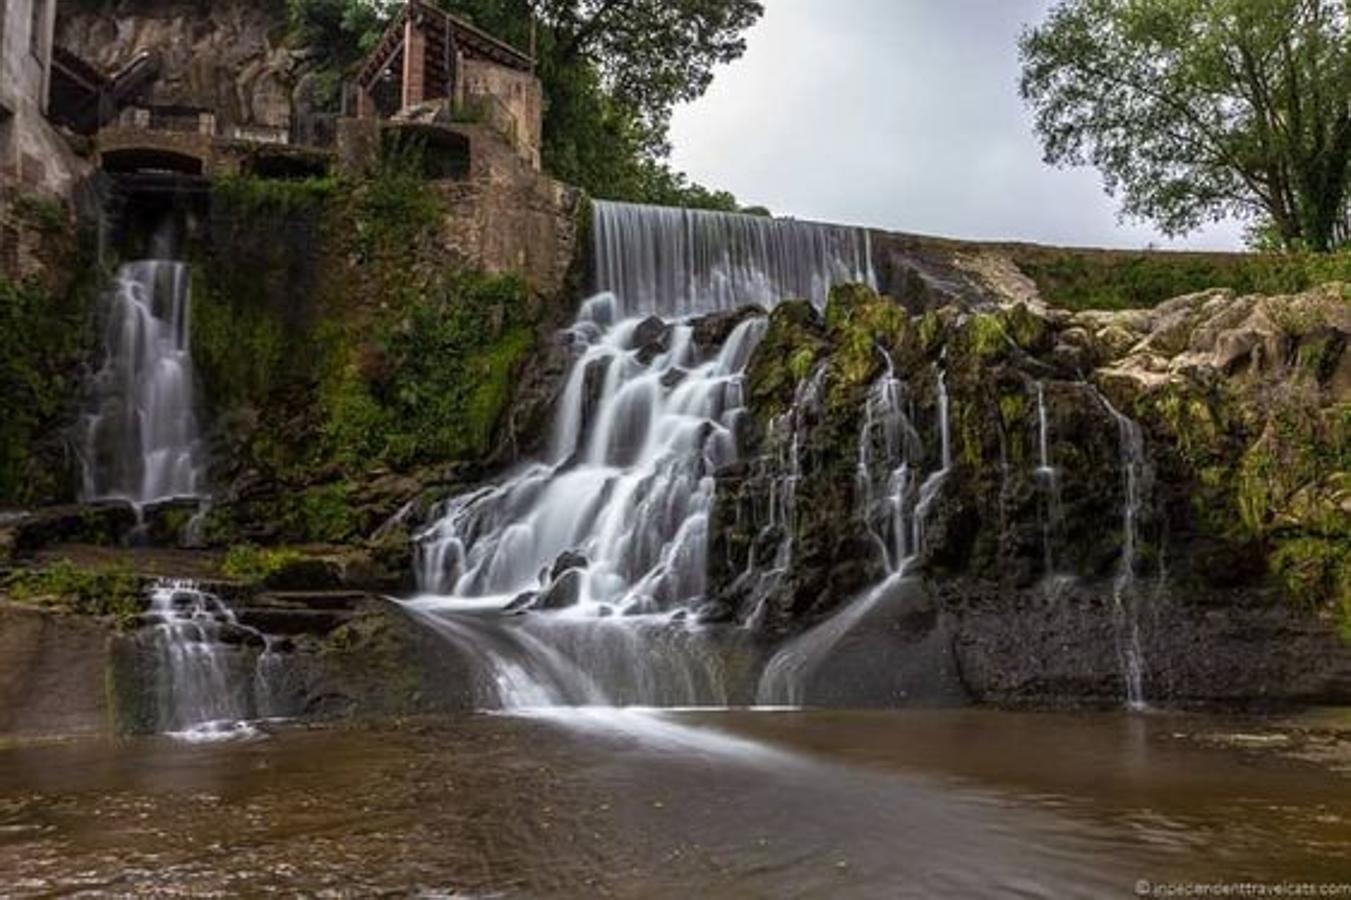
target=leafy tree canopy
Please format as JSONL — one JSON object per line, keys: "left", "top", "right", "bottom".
{"left": 288, "top": 0, "right": 763, "bottom": 211}
{"left": 1020, "top": 0, "right": 1351, "bottom": 251}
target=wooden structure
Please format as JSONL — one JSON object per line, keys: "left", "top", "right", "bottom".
{"left": 48, "top": 46, "right": 160, "bottom": 135}
{"left": 354, "top": 0, "right": 534, "bottom": 118}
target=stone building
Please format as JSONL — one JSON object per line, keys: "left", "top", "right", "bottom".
{"left": 0, "top": 0, "right": 82, "bottom": 196}
{"left": 354, "top": 0, "right": 543, "bottom": 170}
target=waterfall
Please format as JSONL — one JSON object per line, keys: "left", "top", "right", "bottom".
{"left": 1034, "top": 382, "right": 1063, "bottom": 576}
{"left": 755, "top": 365, "right": 951, "bottom": 706}
{"left": 740, "top": 362, "right": 827, "bottom": 630}
{"left": 593, "top": 200, "right": 875, "bottom": 317}
{"left": 145, "top": 580, "right": 282, "bottom": 740}
{"left": 1095, "top": 390, "right": 1152, "bottom": 711}
{"left": 408, "top": 201, "right": 876, "bottom": 709}
{"left": 81, "top": 227, "right": 206, "bottom": 510}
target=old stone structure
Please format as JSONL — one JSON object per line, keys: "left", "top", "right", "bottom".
{"left": 0, "top": 0, "right": 85, "bottom": 196}
{"left": 355, "top": 0, "right": 543, "bottom": 170}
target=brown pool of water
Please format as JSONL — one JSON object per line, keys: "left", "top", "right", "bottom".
{"left": 0, "top": 708, "right": 1346, "bottom": 897}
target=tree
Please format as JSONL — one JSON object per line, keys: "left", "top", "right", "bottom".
{"left": 1020, "top": 0, "right": 1351, "bottom": 251}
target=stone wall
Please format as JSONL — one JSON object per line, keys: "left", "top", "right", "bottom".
{"left": 0, "top": 0, "right": 85, "bottom": 198}
{"left": 56, "top": 0, "right": 324, "bottom": 131}
{"left": 460, "top": 57, "right": 542, "bottom": 170}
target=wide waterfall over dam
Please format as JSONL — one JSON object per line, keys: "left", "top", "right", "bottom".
{"left": 592, "top": 200, "right": 875, "bottom": 316}
{"left": 408, "top": 201, "right": 879, "bottom": 707}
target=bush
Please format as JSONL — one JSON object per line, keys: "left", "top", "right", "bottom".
{"left": 1013, "top": 248, "right": 1351, "bottom": 311}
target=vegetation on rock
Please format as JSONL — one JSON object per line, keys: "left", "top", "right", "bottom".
{"left": 3, "top": 559, "right": 143, "bottom": 627}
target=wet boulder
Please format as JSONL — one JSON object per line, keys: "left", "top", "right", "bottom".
{"left": 549, "top": 550, "right": 589, "bottom": 581}
{"left": 691, "top": 305, "right": 767, "bottom": 354}
{"left": 631, "top": 316, "right": 672, "bottom": 363}
{"left": 504, "top": 591, "right": 538, "bottom": 614}
{"left": 536, "top": 569, "right": 583, "bottom": 610}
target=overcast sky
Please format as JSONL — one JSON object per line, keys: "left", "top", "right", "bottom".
{"left": 667, "top": 0, "right": 1247, "bottom": 250}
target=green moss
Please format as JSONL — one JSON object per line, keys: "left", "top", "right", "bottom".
{"left": 823, "top": 283, "right": 908, "bottom": 404}
{"left": 1270, "top": 537, "right": 1350, "bottom": 619}
{"left": 4, "top": 560, "right": 143, "bottom": 628}
{"left": 915, "top": 311, "right": 943, "bottom": 353}
{"left": 746, "top": 300, "right": 827, "bottom": 424}
{"left": 967, "top": 313, "right": 1007, "bottom": 360}
{"left": 1000, "top": 303, "right": 1049, "bottom": 351}
{"left": 221, "top": 544, "right": 308, "bottom": 582}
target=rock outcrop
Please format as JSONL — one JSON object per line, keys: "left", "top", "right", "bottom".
{"left": 712, "top": 277, "right": 1350, "bottom": 705}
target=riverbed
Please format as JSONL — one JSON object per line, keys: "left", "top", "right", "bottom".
{"left": 1, "top": 708, "right": 1347, "bottom": 897}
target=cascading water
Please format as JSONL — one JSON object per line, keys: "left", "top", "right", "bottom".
{"left": 593, "top": 200, "right": 875, "bottom": 317}
{"left": 145, "top": 580, "right": 282, "bottom": 740}
{"left": 739, "top": 362, "right": 827, "bottom": 630}
{"left": 1034, "top": 382, "right": 1063, "bottom": 576}
{"left": 755, "top": 364, "right": 951, "bottom": 706}
{"left": 408, "top": 202, "right": 876, "bottom": 709}
{"left": 1095, "top": 390, "right": 1153, "bottom": 711}
{"left": 81, "top": 224, "right": 206, "bottom": 511}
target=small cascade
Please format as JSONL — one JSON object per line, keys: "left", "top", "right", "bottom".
{"left": 1034, "top": 382, "right": 1063, "bottom": 576}
{"left": 856, "top": 350, "right": 923, "bottom": 571}
{"left": 81, "top": 224, "right": 206, "bottom": 512}
{"left": 146, "top": 580, "right": 282, "bottom": 739}
{"left": 1094, "top": 390, "right": 1153, "bottom": 711}
{"left": 755, "top": 366, "right": 951, "bottom": 706}
{"left": 593, "top": 200, "right": 875, "bottom": 317}
{"left": 740, "top": 362, "right": 827, "bottom": 629}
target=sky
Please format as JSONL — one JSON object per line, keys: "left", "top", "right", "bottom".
{"left": 667, "top": 0, "right": 1247, "bottom": 251}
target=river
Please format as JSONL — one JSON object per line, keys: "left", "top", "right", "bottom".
{"left": 1, "top": 708, "right": 1346, "bottom": 897}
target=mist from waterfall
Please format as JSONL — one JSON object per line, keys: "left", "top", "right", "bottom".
{"left": 80, "top": 223, "right": 206, "bottom": 508}
{"left": 408, "top": 202, "right": 875, "bottom": 709}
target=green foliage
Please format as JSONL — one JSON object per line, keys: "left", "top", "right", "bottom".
{"left": 354, "top": 142, "right": 444, "bottom": 263}
{"left": 1021, "top": 0, "right": 1350, "bottom": 251}
{"left": 280, "top": 483, "right": 358, "bottom": 543}
{"left": 372, "top": 271, "right": 535, "bottom": 464}
{"left": 221, "top": 544, "right": 308, "bottom": 582}
{"left": 1015, "top": 247, "right": 1351, "bottom": 311}
{"left": 287, "top": 0, "right": 397, "bottom": 75}
{"left": 212, "top": 173, "right": 338, "bottom": 214}
{"left": 13, "top": 193, "right": 67, "bottom": 232}
{"left": 5, "top": 560, "right": 143, "bottom": 627}
{"left": 0, "top": 273, "right": 99, "bottom": 505}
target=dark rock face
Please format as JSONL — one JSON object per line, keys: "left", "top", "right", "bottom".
{"left": 631, "top": 315, "right": 672, "bottom": 363}
{"left": 0, "top": 603, "right": 111, "bottom": 737}
{"left": 6, "top": 501, "right": 139, "bottom": 556}
{"left": 943, "top": 579, "right": 1351, "bottom": 705}
{"left": 706, "top": 280, "right": 1351, "bottom": 705}
{"left": 691, "top": 304, "right": 767, "bottom": 353}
